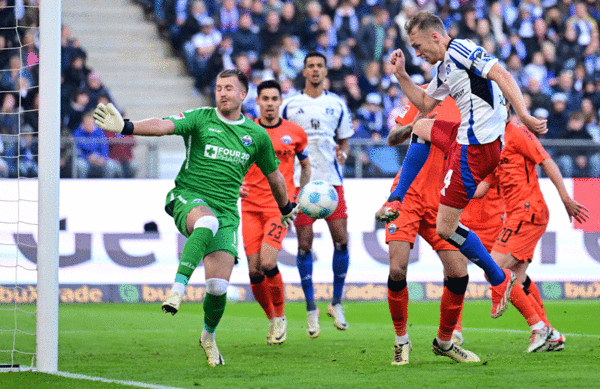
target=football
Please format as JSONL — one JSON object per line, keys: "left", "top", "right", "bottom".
{"left": 298, "top": 180, "right": 339, "bottom": 219}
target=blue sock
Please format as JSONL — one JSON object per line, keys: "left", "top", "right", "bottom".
{"left": 332, "top": 244, "right": 349, "bottom": 305}
{"left": 447, "top": 226, "right": 505, "bottom": 286}
{"left": 388, "top": 139, "right": 430, "bottom": 202}
{"left": 297, "top": 250, "right": 316, "bottom": 311}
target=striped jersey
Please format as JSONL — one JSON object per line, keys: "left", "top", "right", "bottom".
{"left": 425, "top": 38, "right": 507, "bottom": 145}
{"left": 281, "top": 90, "right": 354, "bottom": 186}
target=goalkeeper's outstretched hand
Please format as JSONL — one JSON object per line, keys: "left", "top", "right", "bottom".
{"left": 375, "top": 201, "right": 401, "bottom": 223}
{"left": 94, "top": 102, "right": 124, "bottom": 133}
{"left": 280, "top": 202, "right": 300, "bottom": 228}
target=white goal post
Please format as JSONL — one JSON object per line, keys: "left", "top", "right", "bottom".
{"left": 37, "top": 0, "right": 61, "bottom": 373}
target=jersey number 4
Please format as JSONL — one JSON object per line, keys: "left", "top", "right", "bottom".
{"left": 441, "top": 169, "right": 453, "bottom": 196}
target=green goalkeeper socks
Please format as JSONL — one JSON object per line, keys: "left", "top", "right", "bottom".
{"left": 176, "top": 227, "right": 214, "bottom": 283}
{"left": 203, "top": 293, "right": 227, "bottom": 333}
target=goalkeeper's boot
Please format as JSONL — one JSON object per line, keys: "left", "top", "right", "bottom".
{"left": 307, "top": 308, "right": 320, "bottom": 338}
{"left": 490, "top": 269, "right": 516, "bottom": 318}
{"left": 527, "top": 325, "right": 551, "bottom": 353}
{"left": 451, "top": 330, "right": 464, "bottom": 346}
{"left": 266, "top": 319, "right": 275, "bottom": 345}
{"left": 391, "top": 341, "right": 412, "bottom": 365}
{"left": 161, "top": 291, "right": 183, "bottom": 315}
{"left": 270, "top": 317, "right": 287, "bottom": 345}
{"left": 327, "top": 303, "right": 349, "bottom": 330}
{"left": 200, "top": 332, "right": 224, "bottom": 367}
{"left": 547, "top": 328, "right": 565, "bottom": 351}
{"left": 432, "top": 338, "right": 480, "bottom": 363}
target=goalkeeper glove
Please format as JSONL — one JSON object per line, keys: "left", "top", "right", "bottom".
{"left": 375, "top": 201, "right": 402, "bottom": 223}
{"left": 280, "top": 201, "right": 300, "bottom": 228}
{"left": 93, "top": 103, "right": 134, "bottom": 135}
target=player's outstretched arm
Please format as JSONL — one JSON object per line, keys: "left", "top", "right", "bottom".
{"left": 94, "top": 103, "right": 175, "bottom": 136}
{"left": 539, "top": 158, "right": 589, "bottom": 223}
{"left": 487, "top": 64, "right": 547, "bottom": 135}
{"left": 266, "top": 169, "right": 299, "bottom": 227}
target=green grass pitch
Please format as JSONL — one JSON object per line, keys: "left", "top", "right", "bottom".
{"left": 3, "top": 300, "right": 600, "bottom": 388}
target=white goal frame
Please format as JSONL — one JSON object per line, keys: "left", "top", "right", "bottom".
{"left": 37, "top": 0, "right": 61, "bottom": 373}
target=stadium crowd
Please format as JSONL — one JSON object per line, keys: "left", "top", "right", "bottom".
{"left": 1, "top": 0, "right": 600, "bottom": 178}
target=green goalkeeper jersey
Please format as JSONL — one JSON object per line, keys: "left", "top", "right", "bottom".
{"left": 165, "top": 107, "right": 280, "bottom": 218}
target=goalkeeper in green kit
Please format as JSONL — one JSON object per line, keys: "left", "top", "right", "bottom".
{"left": 93, "top": 69, "right": 299, "bottom": 367}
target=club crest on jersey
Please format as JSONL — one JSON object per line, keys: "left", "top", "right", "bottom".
{"left": 388, "top": 223, "right": 397, "bottom": 234}
{"left": 241, "top": 135, "right": 253, "bottom": 146}
{"left": 446, "top": 64, "right": 451, "bottom": 75}
{"left": 281, "top": 135, "right": 292, "bottom": 145}
{"left": 170, "top": 112, "right": 185, "bottom": 120}
{"left": 398, "top": 105, "right": 410, "bottom": 118}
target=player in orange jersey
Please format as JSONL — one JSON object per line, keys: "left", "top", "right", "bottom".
{"left": 376, "top": 94, "right": 479, "bottom": 365}
{"left": 477, "top": 120, "right": 588, "bottom": 353}
{"left": 240, "top": 80, "right": 310, "bottom": 344}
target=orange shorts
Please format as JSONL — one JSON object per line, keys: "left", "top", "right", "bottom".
{"left": 467, "top": 224, "right": 503, "bottom": 253}
{"left": 241, "top": 209, "right": 288, "bottom": 256}
{"left": 385, "top": 195, "right": 456, "bottom": 252}
{"left": 492, "top": 217, "right": 547, "bottom": 262}
{"left": 295, "top": 185, "right": 348, "bottom": 226}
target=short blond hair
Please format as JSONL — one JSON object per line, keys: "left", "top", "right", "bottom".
{"left": 405, "top": 11, "right": 446, "bottom": 35}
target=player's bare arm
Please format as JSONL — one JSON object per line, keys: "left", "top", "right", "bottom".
{"left": 486, "top": 64, "right": 547, "bottom": 135}
{"left": 539, "top": 158, "right": 589, "bottom": 223}
{"left": 389, "top": 49, "right": 440, "bottom": 114}
{"left": 298, "top": 157, "right": 311, "bottom": 192}
{"left": 94, "top": 102, "right": 175, "bottom": 136}
{"left": 472, "top": 180, "right": 491, "bottom": 199}
{"left": 335, "top": 138, "right": 350, "bottom": 165}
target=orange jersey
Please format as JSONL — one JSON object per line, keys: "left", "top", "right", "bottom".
{"left": 242, "top": 118, "right": 308, "bottom": 212}
{"left": 390, "top": 94, "right": 461, "bottom": 207}
{"left": 460, "top": 172, "right": 505, "bottom": 230}
{"left": 497, "top": 122, "right": 550, "bottom": 224}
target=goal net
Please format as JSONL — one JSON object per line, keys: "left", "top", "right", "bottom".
{"left": 0, "top": 0, "right": 60, "bottom": 373}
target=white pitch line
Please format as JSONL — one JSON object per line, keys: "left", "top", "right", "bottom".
{"left": 53, "top": 371, "right": 183, "bottom": 389}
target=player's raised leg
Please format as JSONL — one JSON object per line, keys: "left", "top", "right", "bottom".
{"left": 387, "top": 241, "right": 411, "bottom": 365}
{"left": 295, "top": 223, "right": 320, "bottom": 338}
{"left": 438, "top": 206, "right": 515, "bottom": 319}
{"left": 199, "top": 250, "right": 234, "bottom": 366}
{"left": 326, "top": 217, "right": 349, "bottom": 331}
{"left": 163, "top": 204, "right": 219, "bottom": 315}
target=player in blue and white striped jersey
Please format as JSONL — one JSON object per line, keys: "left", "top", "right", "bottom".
{"left": 280, "top": 52, "right": 354, "bottom": 339}
{"left": 385, "top": 11, "right": 548, "bottom": 359}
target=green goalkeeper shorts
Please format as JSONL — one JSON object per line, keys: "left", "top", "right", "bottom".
{"left": 165, "top": 187, "right": 239, "bottom": 261}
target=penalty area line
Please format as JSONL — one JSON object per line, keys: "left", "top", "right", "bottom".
{"left": 53, "top": 371, "right": 182, "bottom": 389}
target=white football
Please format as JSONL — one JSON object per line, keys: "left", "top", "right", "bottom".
{"left": 298, "top": 180, "right": 339, "bottom": 219}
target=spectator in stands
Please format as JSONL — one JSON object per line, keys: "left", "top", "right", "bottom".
{"left": 315, "top": 31, "right": 335, "bottom": 64}
{"left": 0, "top": 93, "right": 19, "bottom": 135}
{"left": 85, "top": 72, "right": 115, "bottom": 110}
{"left": 488, "top": 1, "right": 509, "bottom": 46}
{"left": 547, "top": 93, "right": 570, "bottom": 139}
{"left": 185, "top": 16, "right": 222, "bottom": 77}
{"left": 230, "top": 12, "right": 261, "bottom": 60}
{"left": 541, "top": 41, "right": 561, "bottom": 83}
{"left": 327, "top": 53, "right": 352, "bottom": 95}
{"left": 279, "top": 1, "right": 301, "bottom": 39}
{"left": 0, "top": 54, "right": 34, "bottom": 93}
{"left": 357, "top": 92, "right": 386, "bottom": 141}
{"left": 557, "top": 24, "right": 584, "bottom": 70}
{"left": 62, "top": 51, "right": 89, "bottom": 90}
{"left": 0, "top": 136, "right": 8, "bottom": 178}
{"left": 22, "top": 88, "right": 38, "bottom": 132}
{"left": 523, "top": 18, "right": 550, "bottom": 59}
{"left": 581, "top": 97, "right": 600, "bottom": 141}
{"left": 249, "top": 0, "right": 266, "bottom": 28}
{"left": 318, "top": 13, "right": 338, "bottom": 51}
{"left": 582, "top": 78, "right": 600, "bottom": 108}
{"left": 60, "top": 126, "right": 74, "bottom": 178}
{"left": 524, "top": 51, "right": 551, "bottom": 94}
{"left": 73, "top": 111, "right": 121, "bottom": 178}
{"left": 556, "top": 111, "right": 600, "bottom": 177}
{"left": 300, "top": 1, "right": 322, "bottom": 50}
{"left": 566, "top": 1, "right": 598, "bottom": 47}
{"left": 545, "top": 6, "right": 566, "bottom": 41}
{"left": 4, "top": 123, "right": 37, "bottom": 178}
{"left": 260, "top": 11, "right": 284, "bottom": 55}
{"left": 501, "top": 32, "right": 528, "bottom": 61}
{"left": 355, "top": 6, "right": 389, "bottom": 67}
{"left": 218, "top": 0, "right": 239, "bottom": 34}
{"left": 63, "top": 89, "right": 90, "bottom": 133}
{"left": 505, "top": 53, "right": 527, "bottom": 87}
{"left": 170, "top": 0, "right": 208, "bottom": 52}
{"left": 358, "top": 60, "right": 381, "bottom": 96}
{"left": 279, "top": 35, "right": 305, "bottom": 81}
{"left": 527, "top": 77, "right": 552, "bottom": 113}
{"left": 554, "top": 69, "right": 583, "bottom": 113}
{"left": 383, "top": 83, "right": 402, "bottom": 123}
{"left": 333, "top": 1, "right": 359, "bottom": 44}
{"left": 458, "top": 7, "right": 478, "bottom": 42}
{"left": 474, "top": 18, "right": 494, "bottom": 46}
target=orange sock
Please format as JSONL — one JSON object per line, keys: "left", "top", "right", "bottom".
{"left": 527, "top": 294, "right": 549, "bottom": 326}
{"left": 388, "top": 287, "right": 408, "bottom": 337}
{"left": 524, "top": 277, "right": 549, "bottom": 325}
{"left": 455, "top": 311, "right": 463, "bottom": 333}
{"left": 438, "top": 287, "right": 465, "bottom": 342}
{"left": 250, "top": 276, "right": 275, "bottom": 319}
{"left": 510, "top": 282, "right": 541, "bottom": 327}
{"left": 267, "top": 272, "right": 285, "bottom": 318}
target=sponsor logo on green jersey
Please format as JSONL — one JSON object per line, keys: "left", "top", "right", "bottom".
{"left": 204, "top": 144, "right": 250, "bottom": 164}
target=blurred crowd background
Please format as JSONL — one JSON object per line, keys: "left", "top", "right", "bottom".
{"left": 2, "top": 0, "right": 600, "bottom": 178}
